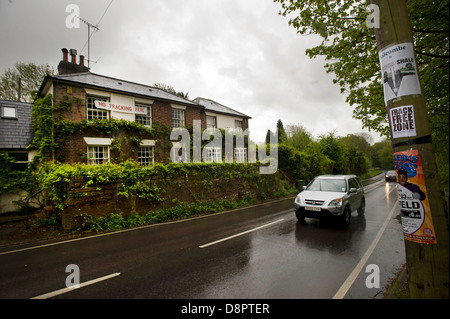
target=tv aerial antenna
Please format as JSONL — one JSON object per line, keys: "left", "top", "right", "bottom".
{"left": 77, "top": 16, "right": 99, "bottom": 68}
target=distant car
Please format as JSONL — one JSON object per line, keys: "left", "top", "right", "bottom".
{"left": 294, "top": 175, "right": 365, "bottom": 226}
{"left": 385, "top": 170, "right": 397, "bottom": 182}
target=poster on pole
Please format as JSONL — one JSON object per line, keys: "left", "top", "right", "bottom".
{"left": 390, "top": 105, "right": 417, "bottom": 138}
{"left": 394, "top": 149, "right": 437, "bottom": 244}
{"left": 379, "top": 42, "right": 422, "bottom": 104}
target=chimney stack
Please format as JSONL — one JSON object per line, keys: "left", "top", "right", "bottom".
{"left": 62, "top": 48, "right": 69, "bottom": 62}
{"left": 58, "top": 48, "right": 90, "bottom": 75}
{"left": 69, "top": 49, "right": 77, "bottom": 63}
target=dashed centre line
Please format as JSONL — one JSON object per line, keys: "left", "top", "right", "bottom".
{"left": 199, "top": 218, "right": 285, "bottom": 248}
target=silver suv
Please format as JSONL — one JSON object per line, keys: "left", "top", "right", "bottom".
{"left": 294, "top": 175, "right": 365, "bottom": 226}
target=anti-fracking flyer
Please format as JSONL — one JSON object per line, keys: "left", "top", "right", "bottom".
{"left": 389, "top": 105, "right": 417, "bottom": 139}
{"left": 379, "top": 42, "right": 422, "bottom": 104}
{"left": 394, "top": 149, "right": 437, "bottom": 244}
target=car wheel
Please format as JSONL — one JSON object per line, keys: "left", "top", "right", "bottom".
{"left": 296, "top": 210, "right": 306, "bottom": 222}
{"left": 341, "top": 207, "right": 351, "bottom": 227}
{"left": 357, "top": 198, "right": 365, "bottom": 215}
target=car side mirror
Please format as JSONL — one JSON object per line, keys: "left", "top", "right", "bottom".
{"left": 302, "top": 186, "right": 307, "bottom": 190}
{"left": 349, "top": 188, "right": 357, "bottom": 193}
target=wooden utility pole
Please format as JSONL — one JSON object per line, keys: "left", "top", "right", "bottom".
{"left": 370, "top": 0, "right": 449, "bottom": 298}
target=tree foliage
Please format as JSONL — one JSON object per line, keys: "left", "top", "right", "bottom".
{"left": 285, "top": 123, "right": 313, "bottom": 151}
{"left": 0, "top": 62, "right": 54, "bottom": 102}
{"left": 274, "top": 0, "right": 449, "bottom": 184}
{"left": 276, "top": 119, "right": 288, "bottom": 144}
{"left": 153, "top": 82, "right": 189, "bottom": 99}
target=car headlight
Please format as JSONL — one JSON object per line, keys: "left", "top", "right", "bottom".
{"left": 329, "top": 199, "right": 342, "bottom": 207}
{"left": 295, "top": 195, "right": 303, "bottom": 204}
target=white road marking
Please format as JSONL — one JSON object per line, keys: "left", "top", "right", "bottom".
{"left": 199, "top": 219, "right": 285, "bottom": 248}
{"left": 333, "top": 198, "right": 399, "bottom": 299}
{"left": 31, "top": 272, "right": 121, "bottom": 299}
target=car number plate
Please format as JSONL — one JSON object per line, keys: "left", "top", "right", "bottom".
{"left": 305, "top": 206, "right": 321, "bottom": 212}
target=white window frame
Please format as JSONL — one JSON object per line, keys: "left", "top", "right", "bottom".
{"left": 206, "top": 115, "right": 216, "bottom": 129}
{"left": 172, "top": 108, "right": 185, "bottom": 128}
{"left": 204, "top": 147, "right": 222, "bottom": 163}
{"left": 87, "top": 146, "right": 110, "bottom": 165}
{"left": 135, "top": 102, "right": 152, "bottom": 127}
{"left": 138, "top": 146, "right": 155, "bottom": 166}
{"left": 235, "top": 120, "right": 243, "bottom": 129}
{"left": 234, "top": 148, "right": 247, "bottom": 163}
{"left": 87, "top": 96, "right": 109, "bottom": 120}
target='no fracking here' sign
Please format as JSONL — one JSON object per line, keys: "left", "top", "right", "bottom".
{"left": 94, "top": 100, "right": 147, "bottom": 114}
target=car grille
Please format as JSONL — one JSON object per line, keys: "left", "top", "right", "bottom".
{"left": 304, "top": 199, "right": 325, "bottom": 206}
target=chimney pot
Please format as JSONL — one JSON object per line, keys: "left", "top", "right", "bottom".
{"left": 79, "top": 55, "right": 85, "bottom": 66}
{"left": 69, "top": 49, "right": 77, "bottom": 63}
{"left": 62, "top": 48, "right": 68, "bottom": 62}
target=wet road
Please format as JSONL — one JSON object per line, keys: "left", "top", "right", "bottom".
{"left": 0, "top": 175, "right": 405, "bottom": 300}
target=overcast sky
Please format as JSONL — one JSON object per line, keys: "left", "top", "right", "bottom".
{"left": 0, "top": 0, "right": 383, "bottom": 145}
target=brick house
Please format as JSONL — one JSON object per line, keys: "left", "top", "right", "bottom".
{"left": 36, "top": 48, "right": 251, "bottom": 165}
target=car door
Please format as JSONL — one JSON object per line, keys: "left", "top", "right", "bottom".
{"left": 348, "top": 178, "right": 361, "bottom": 211}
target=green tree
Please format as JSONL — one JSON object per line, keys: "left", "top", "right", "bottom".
{"left": 285, "top": 123, "right": 313, "bottom": 152}
{"left": 340, "top": 133, "right": 372, "bottom": 164}
{"left": 265, "top": 129, "right": 277, "bottom": 145}
{"left": 274, "top": 0, "right": 448, "bottom": 184}
{"left": 370, "top": 138, "right": 394, "bottom": 170}
{"left": 318, "top": 132, "right": 348, "bottom": 174}
{"left": 0, "top": 62, "right": 54, "bottom": 102}
{"left": 340, "top": 134, "right": 371, "bottom": 175}
{"left": 153, "top": 82, "right": 189, "bottom": 99}
{"left": 276, "top": 119, "right": 288, "bottom": 144}
{"left": 345, "top": 144, "right": 370, "bottom": 176}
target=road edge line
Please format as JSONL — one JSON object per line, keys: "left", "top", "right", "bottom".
{"left": 332, "top": 198, "right": 399, "bottom": 299}
{"left": 31, "top": 272, "right": 121, "bottom": 299}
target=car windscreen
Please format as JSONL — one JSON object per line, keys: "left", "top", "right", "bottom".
{"left": 306, "top": 179, "right": 347, "bottom": 192}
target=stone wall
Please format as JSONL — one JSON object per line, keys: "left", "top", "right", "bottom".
{"left": 60, "top": 170, "right": 284, "bottom": 230}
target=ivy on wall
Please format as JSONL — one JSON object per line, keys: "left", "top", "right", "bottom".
{"left": 5, "top": 94, "right": 290, "bottom": 218}
{"left": 0, "top": 152, "right": 38, "bottom": 195}
{"left": 36, "top": 160, "right": 274, "bottom": 210}
{"left": 31, "top": 94, "right": 166, "bottom": 162}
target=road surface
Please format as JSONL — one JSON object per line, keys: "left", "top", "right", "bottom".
{"left": 0, "top": 175, "right": 405, "bottom": 303}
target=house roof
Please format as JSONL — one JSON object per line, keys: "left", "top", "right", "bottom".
{"left": 38, "top": 72, "right": 201, "bottom": 108}
{"left": 192, "top": 97, "right": 251, "bottom": 119}
{"left": 0, "top": 99, "right": 34, "bottom": 150}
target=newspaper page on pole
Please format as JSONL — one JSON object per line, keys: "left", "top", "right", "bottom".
{"left": 379, "top": 42, "right": 422, "bottom": 104}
